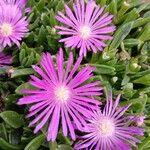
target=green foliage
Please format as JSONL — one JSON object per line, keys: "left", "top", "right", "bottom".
{"left": 24, "top": 134, "right": 45, "bottom": 150}
{"left": 1, "top": 0, "right": 150, "bottom": 149}
{"left": 0, "top": 111, "right": 24, "bottom": 128}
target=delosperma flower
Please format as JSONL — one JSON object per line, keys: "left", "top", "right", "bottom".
{"left": 128, "top": 115, "right": 145, "bottom": 126}
{"left": 0, "top": 52, "right": 12, "bottom": 66}
{"left": 0, "top": 4, "right": 29, "bottom": 47}
{"left": 17, "top": 48, "right": 103, "bottom": 141}
{"left": 0, "top": 0, "right": 31, "bottom": 13}
{"left": 75, "top": 94, "right": 144, "bottom": 150}
{"left": 56, "top": 0, "right": 115, "bottom": 57}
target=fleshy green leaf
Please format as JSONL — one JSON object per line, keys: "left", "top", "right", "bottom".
{"left": 91, "top": 64, "right": 116, "bottom": 75}
{"left": 11, "top": 68, "right": 35, "bottom": 78}
{"left": 0, "top": 138, "right": 25, "bottom": 150}
{"left": 109, "top": 22, "right": 133, "bottom": 50}
{"left": 0, "top": 111, "right": 24, "bottom": 128}
{"left": 133, "top": 74, "right": 150, "bottom": 85}
{"left": 24, "top": 134, "right": 45, "bottom": 150}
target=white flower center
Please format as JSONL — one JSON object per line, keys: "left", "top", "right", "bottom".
{"left": 0, "top": 23, "right": 13, "bottom": 37}
{"left": 79, "top": 25, "right": 91, "bottom": 39}
{"left": 99, "top": 119, "right": 115, "bottom": 137}
{"left": 55, "top": 85, "right": 70, "bottom": 102}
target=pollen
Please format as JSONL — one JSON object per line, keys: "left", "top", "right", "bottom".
{"left": 99, "top": 119, "right": 115, "bottom": 137}
{"left": 55, "top": 85, "right": 70, "bottom": 102}
{"left": 0, "top": 23, "right": 13, "bottom": 37}
{"left": 79, "top": 25, "right": 91, "bottom": 39}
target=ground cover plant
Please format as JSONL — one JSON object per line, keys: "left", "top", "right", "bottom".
{"left": 0, "top": 0, "right": 150, "bottom": 149}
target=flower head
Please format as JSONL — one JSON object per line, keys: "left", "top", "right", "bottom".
{"left": 17, "top": 48, "right": 102, "bottom": 141}
{"left": 0, "top": 4, "right": 29, "bottom": 47}
{"left": 0, "top": 52, "right": 12, "bottom": 66}
{"left": 128, "top": 115, "right": 145, "bottom": 126}
{"left": 0, "top": 0, "right": 31, "bottom": 13}
{"left": 56, "top": 0, "right": 115, "bottom": 57}
{"left": 75, "top": 94, "right": 144, "bottom": 150}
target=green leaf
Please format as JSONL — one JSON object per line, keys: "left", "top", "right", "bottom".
{"left": 24, "top": 134, "right": 45, "bottom": 150}
{"left": 109, "top": 22, "right": 133, "bottom": 50}
{"left": 124, "top": 38, "right": 143, "bottom": 47}
{"left": 29, "top": 17, "right": 40, "bottom": 30}
{"left": 138, "top": 23, "right": 150, "bottom": 42}
{"left": 122, "top": 83, "right": 134, "bottom": 99}
{"left": 36, "top": 0, "right": 45, "bottom": 12}
{"left": 0, "top": 111, "right": 24, "bottom": 128}
{"left": 97, "top": 0, "right": 108, "bottom": 6}
{"left": 11, "top": 68, "right": 35, "bottom": 78}
{"left": 0, "top": 138, "right": 25, "bottom": 150}
{"left": 38, "top": 25, "right": 46, "bottom": 44}
{"left": 121, "top": 95, "right": 147, "bottom": 113}
{"left": 144, "top": 11, "right": 150, "bottom": 18}
{"left": 41, "top": 13, "right": 51, "bottom": 26}
{"left": 137, "top": 3, "right": 149, "bottom": 13}
{"left": 25, "top": 52, "right": 35, "bottom": 67}
{"left": 123, "top": 8, "right": 139, "bottom": 23}
{"left": 107, "top": 0, "right": 117, "bottom": 15}
{"left": 19, "top": 49, "right": 26, "bottom": 64}
{"left": 115, "top": 1, "right": 130, "bottom": 23}
{"left": 138, "top": 136, "right": 150, "bottom": 150}
{"left": 133, "top": 74, "right": 150, "bottom": 85}
{"left": 133, "top": 17, "right": 150, "bottom": 28}
{"left": 49, "top": 141, "right": 57, "bottom": 150}
{"left": 15, "top": 82, "right": 37, "bottom": 94}
{"left": 49, "top": 9, "right": 57, "bottom": 26}
{"left": 121, "top": 75, "right": 130, "bottom": 86}
{"left": 131, "top": 69, "right": 150, "bottom": 80}
{"left": 91, "top": 64, "right": 116, "bottom": 75}
{"left": 0, "top": 68, "right": 7, "bottom": 75}
{"left": 55, "top": 0, "right": 64, "bottom": 11}
{"left": 28, "top": 0, "right": 36, "bottom": 6}
{"left": 0, "top": 123, "right": 7, "bottom": 140}
{"left": 58, "top": 145, "right": 72, "bottom": 150}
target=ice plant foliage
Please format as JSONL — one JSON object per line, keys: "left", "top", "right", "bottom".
{"left": 0, "top": 52, "right": 12, "bottom": 66}
{"left": 17, "top": 48, "right": 102, "bottom": 141}
{"left": 56, "top": 0, "right": 115, "bottom": 56}
{"left": 0, "top": 4, "right": 29, "bottom": 47}
{"left": 75, "top": 94, "right": 144, "bottom": 150}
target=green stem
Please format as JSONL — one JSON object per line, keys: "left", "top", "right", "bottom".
{"left": 49, "top": 141, "right": 57, "bottom": 150}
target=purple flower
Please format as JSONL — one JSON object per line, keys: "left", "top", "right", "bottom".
{"left": 75, "top": 94, "right": 144, "bottom": 150}
{"left": 0, "top": 0, "right": 32, "bottom": 13}
{"left": 17, "top": 48, "right": 102, "bottom": 141}
{"left": 0, "top": 4, "right": 29, "bottom": 47}
{"left": 56, "top": 0, "right": 115, "bottom": 57}
{"left": 0, "top": 52, "right": 12, "bottom": 66}
{"left": 128, "top": 115, "right": 145, "bottom": 126}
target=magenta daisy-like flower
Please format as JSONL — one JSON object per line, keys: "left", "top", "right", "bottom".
{"left": 0, "top": 0, "right": 32, "bottom": 13}
{"left": 17, "top": 48, "right": 102, "bottom": 141}
{"left": 0, "top": 52, "right": 12, "bottom": 66}
{"left": 128, "top": 115, "right": 145, "bottom": 126}
{"left": 0, "top": 4, "right": 29, "bottom": 47}
{"left": 56, "top": 0, "right": 115, "bottom": 57}
{"left": 75, "top": 94, "right": 144, "bottom": 150}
